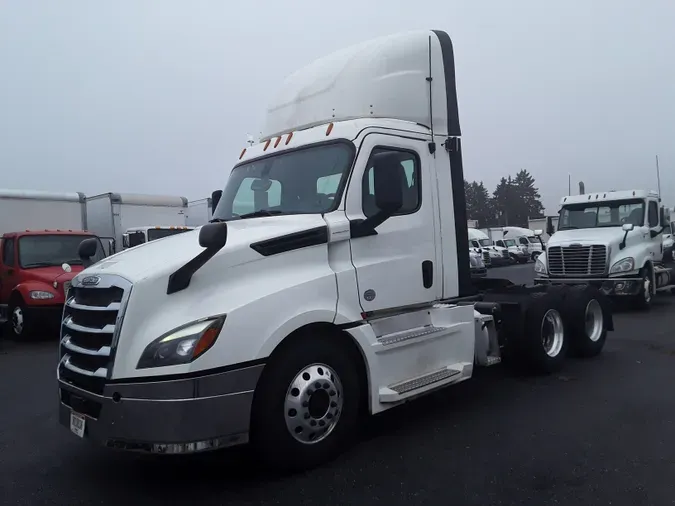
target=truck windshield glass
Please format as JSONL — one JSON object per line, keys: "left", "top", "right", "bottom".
{"left": 479, "top": 239, "right": 491, "bottom": 247}
{"left": 504, "top": 239, "right": 516, "bottom": 247}
{"left": 213, "top": 143, "right": 354, "bottom": 221}
{"left": 559, "top": 199, "right": 645, "bottom": 230}
{"left": 527, "top": 236, "right": 539, "bottom": 243}
{"left": 18, "top": 235, "right": 105, "bottom": 268}
{"left": 147, "top": 228, "right": 191, "bottom": 241}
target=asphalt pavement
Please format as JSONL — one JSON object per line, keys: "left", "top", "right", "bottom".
{"left": 2, "top": 263, "right": 675, "bottom": 505}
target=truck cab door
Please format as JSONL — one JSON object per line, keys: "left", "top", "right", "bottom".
{"left": 0, "top": 238, "right": 16, "bottom": 305}
{"left": 345, "top": 133, "right": 441, "bottom": 313}
{"left": 646, "top": 200, "right": 662, "bottom": 260}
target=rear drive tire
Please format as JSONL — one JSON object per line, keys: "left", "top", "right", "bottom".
{"left": 519, "top": 291, "right": 568, "bottom": 373}
{"left": 250, "top": 330, "right": 362, "bottom": 472}
{"left": 564, "top": 285, "right": 607, "bottom": 358}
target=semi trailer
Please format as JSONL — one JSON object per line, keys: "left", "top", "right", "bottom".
{"left": 58, "top": 29, "right": 613, "bottom": 472}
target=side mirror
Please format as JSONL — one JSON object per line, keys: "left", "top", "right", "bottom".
{"left": 199, "top": 222, "right": 228, "bottom": 250}
{"left": 534, "top": 229, "right": 543, "bottom": 236}
{"left": 546, "top": 217, "right": 554, "bottom": 236}
{"left": 122, "top": 233, "right": 130, "bottom": 248}
{"left": 127, "top": 232, "right": 146, "bottom": 248}
{"left": 78, "top": 238, "right": 99, "bottom": 268}
{"left": 619, "top": 223, "right": 634, "bottom": 250}
{"left": 211, "top": 190, "right": 222, "bottom": 214}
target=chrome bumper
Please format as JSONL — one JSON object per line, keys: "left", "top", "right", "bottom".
{"left": 58, "top": 362, "right": 264, "bottom": 453}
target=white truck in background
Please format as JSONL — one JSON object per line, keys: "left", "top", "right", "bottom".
{"left": 529, "top": 216, "right": 558, "bottom": 242}
{"left": 124, "top": 225, "right": 194, "bottom": 249}
{"left": 0, "top": 189, "right": 87, "bottom": 233}
{"left": 468, "top": 228, "right": 510, "bottom": 266}
{"left": 502, "top": 226, "right": 543, "bottom": 261}
{"left": 58, "top": 29, "right": 614, "bottom": 472}
{"left": 535, "top": 190, "right": 675, "bottom": 309}
{"left": 85, "top": 193, "right": 189, "bottom": 253}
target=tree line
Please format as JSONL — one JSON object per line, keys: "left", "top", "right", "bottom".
{"left": 465, "top": 169, "right": 545, "bottom": 228}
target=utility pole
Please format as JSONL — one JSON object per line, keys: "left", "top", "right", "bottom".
{"left": 656, "top": 155, "right": 661, "bottom": 198}
{"left": 568, "top": 173, "right": 571, "bottom": 196}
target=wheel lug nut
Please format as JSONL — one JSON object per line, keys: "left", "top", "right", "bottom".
{"left": 314, "top": 382, "right": 321, "bottom": 389}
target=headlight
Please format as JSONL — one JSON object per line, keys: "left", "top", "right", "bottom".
{"left": 30, "top": 290, "right": 55, "bottom": 300}
{"left": 534, "top": 258, "right": 547, "bottom": 274}
{"left": 137, "top": 316, "right": 226, "bottom": 369}
{"left": 610, "top": 257, "right": 635, "bottom": 274}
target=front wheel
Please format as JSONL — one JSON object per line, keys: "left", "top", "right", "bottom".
{"left": 633, "top": 269, "right": 653, "bottom": 310}
{"left": 250, "top": 331, "right": 362, "bottom": 472}
{"left": 8, "top": 300, "right": 35, "bottom": 339}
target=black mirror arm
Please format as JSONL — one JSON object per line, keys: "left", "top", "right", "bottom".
{"left": 350, "top": 210, "right": 395, "bottom": 238}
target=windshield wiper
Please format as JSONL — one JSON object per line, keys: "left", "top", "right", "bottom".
{"left": 22, "top": 262, "right": 57, "bottom": 268}
{"left": 238, "top": 210, "right": 284, "bottom": 219}
{"left": 209, "top": 218, "right": 226, "bottom": 223}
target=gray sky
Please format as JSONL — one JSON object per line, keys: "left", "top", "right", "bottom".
{"left": 1, "top": 0, "right": 673, "bottom": 213}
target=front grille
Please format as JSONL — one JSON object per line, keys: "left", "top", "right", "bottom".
{"left": 58, "top": 276, "right": 130, "bottom": 396}
{"left": 501, "top": 250, "right": 509, "bottom": 259}
{"left": 547, "top": 245, "right": 607, "bottom": 276}
{"left": 482, "top": 251, "right": 491, "bottom": 265}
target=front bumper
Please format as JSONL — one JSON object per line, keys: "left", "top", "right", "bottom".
{"left": 534, "top": 275, "right": 643, "bottom": 296}
{"left": 58, "top": 362, "right": 264, "bottom": 453}
{"left": 471, "top": 267, "right": 487, "bottom": 278}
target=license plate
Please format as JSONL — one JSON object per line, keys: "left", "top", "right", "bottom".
{"left": 70, "top": 412, "right": 86, "bottom": 438}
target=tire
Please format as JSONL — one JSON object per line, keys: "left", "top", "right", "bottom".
{"left": 563, "top": 285, "right": 607, "bottom": 358}
{"left": 517, "top": 291, "right": 568, "bottom": 373}
{"left": 8, "top": 299, "right": 35, "bottom": 339}
{"left": 633, "top": 268, "right": 653, "bottom": 310}
{"left": 250, "top": 330, "right": 363, "bottom": 472}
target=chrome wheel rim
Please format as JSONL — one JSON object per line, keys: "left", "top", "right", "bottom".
{"left": 584, "top": 299, "right": 604, "bottom": 342}
{"left": 284, "top": 363, "right": 343, "bottom": 445}
{"left": 541, "top": 309, "right": 564, "bottom": 358}
{"left": 11, "top": 306, "right": 23, "bottom": 335}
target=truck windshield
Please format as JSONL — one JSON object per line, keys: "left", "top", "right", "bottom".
{"left": 479, "top": 239, "right": 491, "bottom": 247}
{"left": 527, "top": 237, "right": 539, "bottom": 243}
{"left": 558, "top": 199, "right": 645, "bottom": 230}
{"left": 18, "top": 235, "right": 105, "bottom": 269}
{"left": 504, "top": 239, "right": 516, "bottom": 247}
{"left": 213, "top": 142, "right": 354, "bottom": 221}
{"left": 147, "top": 228, "right": 192, "bottom": 241}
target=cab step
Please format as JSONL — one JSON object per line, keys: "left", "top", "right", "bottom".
{"left": 379, "top": 362, "right": 471, "bottom": 403}
{"left": 375, "top": 324, "right": 462, "bottom": 352}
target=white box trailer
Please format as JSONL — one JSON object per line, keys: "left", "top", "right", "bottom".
{"left": 85, "top": 193, "right": 188, "bottom": 252}
{"left": 0, "top": 189, "right": 87, "bottom": 235}
{"left": 186, "top": 197, "right": 213, "bottom": 227}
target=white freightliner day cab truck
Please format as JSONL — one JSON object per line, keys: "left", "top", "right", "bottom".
{"left": 535, "top": 190, "right": 675, "bottom": 309}
{"left": 58, "top": 30, "right": 615, "bottom": 471}
{"left": 468, "top": 228, "right": 510, "bottom": 266}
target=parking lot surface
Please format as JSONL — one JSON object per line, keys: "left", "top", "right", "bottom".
{"left": 1, "top": 263, "right": 674, "bottom": 506}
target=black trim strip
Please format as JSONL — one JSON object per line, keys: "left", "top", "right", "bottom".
{"left": 107, "top": 358, "right": 267, "bottom": 385}
{"left": 432, "top": 30, "right": 472, "bottom": 297}
{"left": 250, "top": 226, "right": 329, "bottom": 256}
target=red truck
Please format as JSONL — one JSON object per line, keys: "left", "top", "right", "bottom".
{"left": 0, "top": 230, "right": 106, "bottom": 338}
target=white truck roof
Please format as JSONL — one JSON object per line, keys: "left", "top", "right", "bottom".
{"left": 503, "top": 226, "right": 535, "bottom": 237}
{"left": 87, "top": 192, "right": 188, "bottom": 207}
{"left": 0, "top": 188, "right": 85, "bottom": 203}
{"left": 262, "top": 30, "right": 460, "bottom": 140}
{"left": 468, "top": 228, "right": 489, "bottom": 240}
{"left": 560, "top": 190, "right": 659, "bottom": 206}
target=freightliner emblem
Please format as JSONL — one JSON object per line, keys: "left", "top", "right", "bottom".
{"left": 81, "top": 276, "right": 101, "bottom": 287}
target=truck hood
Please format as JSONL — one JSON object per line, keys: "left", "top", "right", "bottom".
{"left": 77, "top": 214, "right": 328, "bottom": 283}
{"left": 549, "top": 227, "right": 637, "bottom": 247}
{"left": 23, "top": 265, "right": 83, "bottom": 285}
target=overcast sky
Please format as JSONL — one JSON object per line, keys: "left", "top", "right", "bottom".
{"left": 1, "top": 0, "right": 673, "bottom": 213}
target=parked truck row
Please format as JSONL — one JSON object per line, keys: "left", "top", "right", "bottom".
{"left": 0, "top": 190, "right": 202, "bottom": 338}
{"left": 58, "top": 29, "right": 615, "bottom": 472}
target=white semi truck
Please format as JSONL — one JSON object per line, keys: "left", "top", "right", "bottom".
{"left": 58, "top": 30, "right": 614, "bottom": 471}
{"left": 535, "top": 190, "right": 675, "bottom": 309}
{"left": 85, "top": 193, "right": 189, "bottom": 253}
{"left": 468, "top": 228, "right": 510, "bottom": 266}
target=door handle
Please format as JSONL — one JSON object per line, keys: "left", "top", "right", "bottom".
{"left": 422, "top": 260, "right": 433, "bottom": 289}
